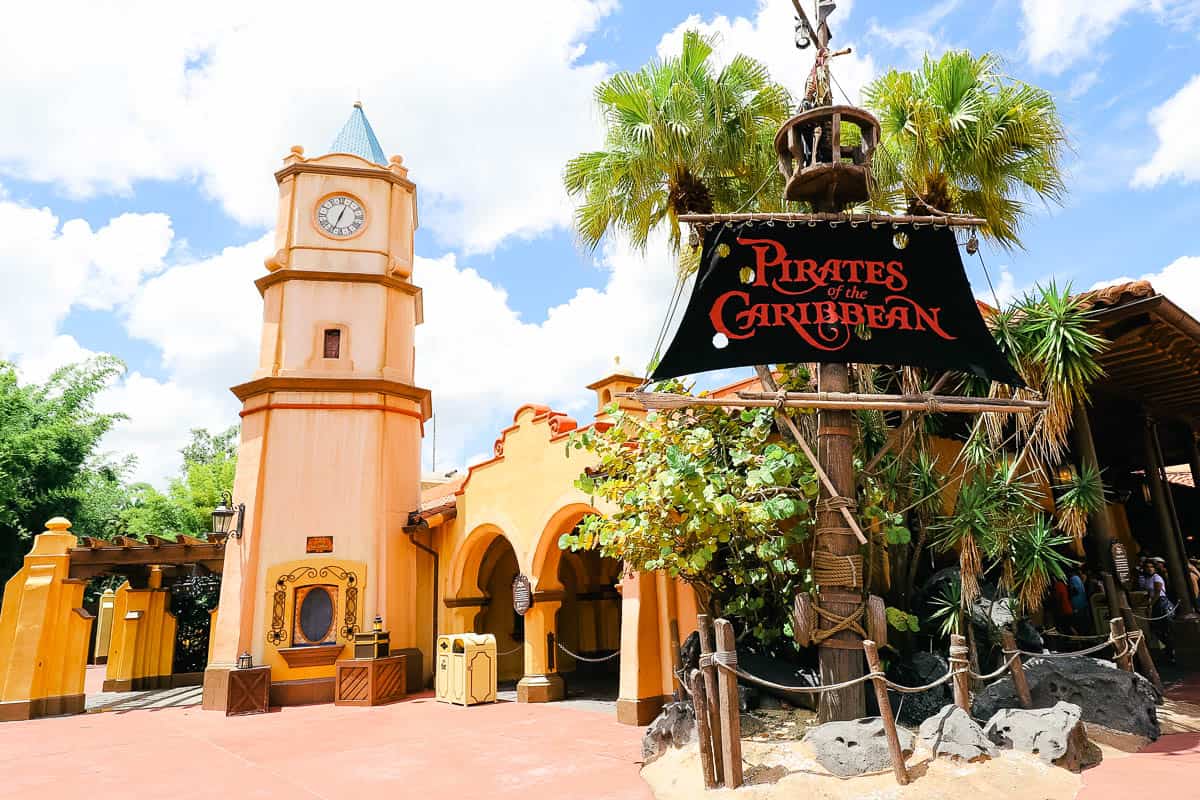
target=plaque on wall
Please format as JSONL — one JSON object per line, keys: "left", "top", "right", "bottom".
{"left": 306, "top": 536, "right": 334, "bottom": 554}
{"left": 512, "top": 574, "right": 533, "bottom": 616}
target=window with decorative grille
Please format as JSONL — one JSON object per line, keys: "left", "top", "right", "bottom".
{"left": 323, "top": 329, "right": 341, "bottom": 359}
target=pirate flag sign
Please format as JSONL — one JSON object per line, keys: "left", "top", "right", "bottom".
{"left": 651, "top": 222, "right": 1023, "bottom": 386}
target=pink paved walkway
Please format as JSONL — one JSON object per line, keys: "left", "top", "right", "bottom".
{"left": 1079, "top": 676, "right": 1200, "bottom": 800}
{"left": 0, "top": 692, "right": 651, "bottom": 800}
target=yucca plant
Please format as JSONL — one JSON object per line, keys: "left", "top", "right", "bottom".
{"left": 1054, "top": 463, "right": 1105, "bottom": 541}
{"left": 1007, "top": 283, "right": 1108, "bottom": 470}
{"left": 1011, "top": 516, "right": 1077, "bottom": 611}
{"left": 929, "top": 578, "right": 964, "bottom": 638}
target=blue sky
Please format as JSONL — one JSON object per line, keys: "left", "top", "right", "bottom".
{"left": 0, "top": 0, "right": 1197, "bottom": 486}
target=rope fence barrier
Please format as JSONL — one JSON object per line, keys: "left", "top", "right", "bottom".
{"left": 555, "top": 641, "right": 621, "bottom": 663}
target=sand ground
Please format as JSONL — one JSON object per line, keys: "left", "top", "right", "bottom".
{"left": 642, "top": 678, "right": 1200, "bottom": 800}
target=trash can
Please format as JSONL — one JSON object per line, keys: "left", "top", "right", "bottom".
{"left": 435, "top": 633, "right": 497, "bottom": 706}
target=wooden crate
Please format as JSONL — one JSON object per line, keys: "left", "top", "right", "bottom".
{"left": 334, "top": 654, "right": 407, "bottom": 707}
{"left": 226, "top": 666, "right": 271, "bottom": 716}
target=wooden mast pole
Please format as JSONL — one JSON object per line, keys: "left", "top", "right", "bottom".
{"left": 804, "top": 0, "right": 865, "bottom": 721}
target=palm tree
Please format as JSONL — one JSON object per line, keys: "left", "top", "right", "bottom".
{"left": 564, "top": 30, "right": 792, "bottom": 255}
{"left": 863, "top": 50, "right": 1067, "bottom": 249}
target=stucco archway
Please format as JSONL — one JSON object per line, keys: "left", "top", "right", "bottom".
{"left": 443, "top": 524, "right": 525, "bottom": 681}
{"left": 529, "top": 503, "right": 621, "bottom": 701}
{"left": 528, "top": 502, "right": 600, "bottom": 593}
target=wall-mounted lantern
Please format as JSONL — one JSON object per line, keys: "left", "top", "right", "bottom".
{"left": 212, "top": 491, "right": 246, "bottom": 539}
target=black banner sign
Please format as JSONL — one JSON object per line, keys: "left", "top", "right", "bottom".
{"left": 651, "top": 222, "right": 1022, "bottom": 386}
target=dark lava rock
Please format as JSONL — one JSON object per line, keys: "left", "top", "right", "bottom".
{"left": 737, "top": 684, "right": 760, "bottom": 713}
{"left": 641, "top": 701, "right": 695, "bottom": 764}
{"left": 681, "top": 630, "right": 701, "bottom": 673}
{"left": 804, "top": 717, "right": 915, "bottom": 777}
{"left": 736, "top": 649, "right": 819, "bottom": 711}
{"left": 885, "top": 650, "right": 952, "bottom": 726}
{"left": 972, "top": 655, "right": 1160, "bottom": 740}
{"left": 1015, "top": 618, "right": 1044, "bottom": 653}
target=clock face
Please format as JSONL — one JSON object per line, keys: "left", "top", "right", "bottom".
{"left": 316, "top": 194, "right": 366, "bottom": 238}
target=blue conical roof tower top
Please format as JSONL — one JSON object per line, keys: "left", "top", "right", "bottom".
{"left": 329, "top": 102, "right": 388, "bottom": 166}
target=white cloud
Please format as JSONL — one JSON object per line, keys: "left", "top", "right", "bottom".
{"left": 1132, "top": 74, "right": 1200, "bottom": 188}
{"left": 123, "top": 235, "right": 265, "bottom": 388}
{"left": 96, "top": 372, "right": 234, "bottom": 486}
{"left": 1091, "top": 255, "right": 1200, "bottom": 319}
{"left": 655, "top": 0, "right": 876, "bottom": 105}
{"left": 0, "top": 192, "right": 242, "bottom": 485}
{"left": 0, "top": 196, "right": 172, "bottom": 358}
{"left": 865, "top": 1, "right": 962, "bottom": 61}
{"left": 1020, "top": 0, "right": 1198, "bottom": 73}
{"left": 415, "top": 233, "right": 683, "bottom": 469}
{"left": 0, "top": 0, "right": 616, "bottom": 255}
{"left": 14, "top": 335, "right": 98, "bottom": 386}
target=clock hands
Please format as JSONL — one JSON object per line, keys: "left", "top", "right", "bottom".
{"left": 332, "top": 206, "right": 349, "bottom": 229}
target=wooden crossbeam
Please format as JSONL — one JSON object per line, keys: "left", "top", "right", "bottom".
{"left": 678, "top": 211, "right": 987, "bottom": 228}
{"left": 621, "top": 390, "right": 1046, "bottom": 415}
{"left": 863, "top": 373, "right": 952, "bottom": 474}
{"left": 145, "top": 534, "right": 173, "bottom": 547}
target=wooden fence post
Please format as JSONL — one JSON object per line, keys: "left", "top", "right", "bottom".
{"left": 1121, "top": 606, "right": 1162, "bottom": 690}
{"left": 1110, "top": 617, "right": 1133, "bottom": 672}
{"left": 696, "top": 614, "right": 724, "bottom": 785}
{"left": 1001, "top": 630, "right": 1032, "bottom": 709}
{"left": 863, "top": 639, "right": 909, "bottom": 785}
{"left": 714, "top": 619, "right": 744, "bottom": 789}
{"left": 688, "top": 670, "right": 718, "bottom": 790}
{"left": 950, "top": 634, "right": 970, "bottom": 713}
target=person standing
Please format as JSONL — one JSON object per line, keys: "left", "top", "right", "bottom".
{"left": 1068, "top": 567, "right": 1092, "bottom": 635}
{"left": 1142, "top": 560, "right": 1176, "bottom": 664}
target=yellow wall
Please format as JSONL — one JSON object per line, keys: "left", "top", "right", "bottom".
{"left": 104, "top": 576, "right": 177, "bottom": 691}
{"left": 432, "top": 391, "right": 697, "bottom": 720}
{"left": 260, "top": 557, "right": 367, "bottom": 683}
{"left": 0, "top": 518, "right": 92, "bottom": 720}
{"left": 92, "top": 588, "right": 116, "bottom": 664}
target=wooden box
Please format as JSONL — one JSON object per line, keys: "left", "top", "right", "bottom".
{"left": 226, "top": 666, "right": 271, "bottom": 716}
{"left": 334, "top": 654, "right": 407, "bottom": 707}
{"left": 354, "top": 630, "right": 390, "bottom": 660}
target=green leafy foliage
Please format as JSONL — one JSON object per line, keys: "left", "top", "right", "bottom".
{"left": 562, "top": 376, "right": 817, "bottom": 651}
{"left": 0, "top": 357, "right": 127, "bottom": 584}
{"left": 864, "top": 50, "right": 1067, "bottom": 249}
{"left": 564, "top": 30, "right": 792, "bottom": 258}
{"left": 122, "top": 427, "right": 238, "bottom": 538}
{"left": 1054, "top": 462, "right": 1105, "bottom": 540}
{"left": 886, "top": 606, "right": 921, "bottom": 633}
{"left": 929, "top": 578, "right": 964, "bottom": 638}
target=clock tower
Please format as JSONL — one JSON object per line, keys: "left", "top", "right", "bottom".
{"left": 203, "top": 105, "right": 433, "bottom": 707}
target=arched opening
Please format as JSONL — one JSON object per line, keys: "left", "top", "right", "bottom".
{"left": 555, "top": 543, "right": 622, "bottom": 702}
{"left": 473, "top": 535, "right": 525, "bottom": 684}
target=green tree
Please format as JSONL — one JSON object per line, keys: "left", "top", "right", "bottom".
{"left": 863, "top": 50, "right": 1067, "bottom": 248}
{"left": 122, "top": 426, "right": 238, "bottom": 538}
{"left": 0, "top": 357, "right": 126, "bottom": 584}
{"left": 564, "top": 30, "right": 792, "bottom": 255}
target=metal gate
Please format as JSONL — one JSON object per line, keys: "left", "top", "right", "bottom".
{"left": 170, "top": 572, "right": 221, "bottom": 674}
